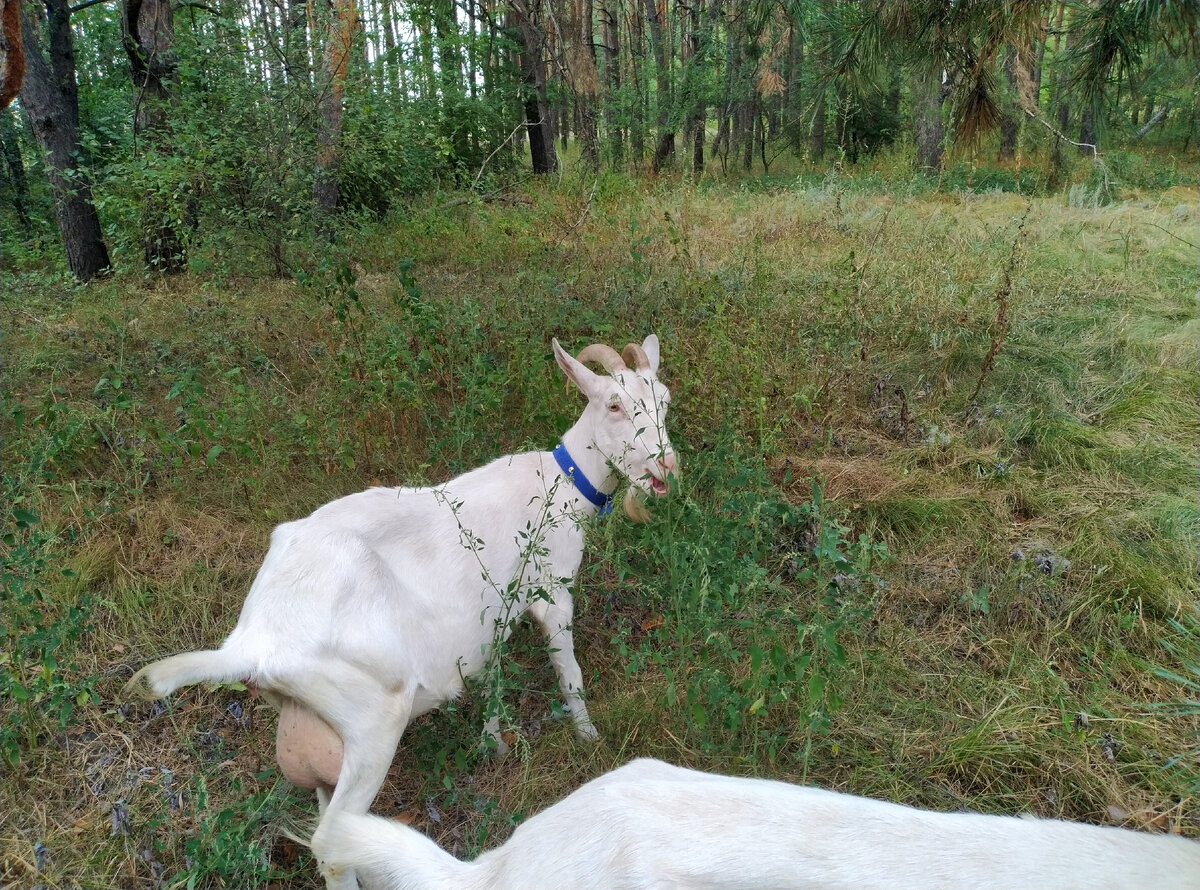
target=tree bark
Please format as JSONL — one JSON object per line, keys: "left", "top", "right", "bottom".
{"left": 18, "top": 0, "right": 110, "bottom": 281}
{"left": 513, "top": 3, "right": 557, "bottom": 173}
{"left": 1, "top": 0, "right": 26, "bottom": 109}
{"left": 314, "top": 0, "right": 357, "bottom": 220}
{"left": 601, "top": 0, "right": 622, "bottom": 167}
{"left": 911, "top": 67, "right": 944, "bottom": 172}
{"left": 997, "top": 47, "right": 1018, "bottom": 162}
{"left": 1078, "top": 104, "right": 1096, "bottom": 153}
{"left": 572, "top": 0, "right": 600, "bottom": 170}
{"left": 682, "top": 0, "right": 709, "bottom": 176}
{"left": 123, "top": 0, "right": 185, "bottom": 273}
{"left": 0, "top": 108, "right": 31, "bottom": 232}
{"left": 629, "top": 0, "right": 645, "bottom": 164}
{"left": 642, "top": 0, "right": 673, "bottom": 170}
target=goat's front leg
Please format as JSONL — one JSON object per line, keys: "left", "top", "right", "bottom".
{"left": 528, "top": 595, "right": 600, "bottom": 742}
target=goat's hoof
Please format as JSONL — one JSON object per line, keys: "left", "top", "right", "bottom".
{"left": 575, "top": 722, "right": 600, "bottom": 742}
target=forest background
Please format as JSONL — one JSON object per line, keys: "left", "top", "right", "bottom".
{"left": 2, "top": 0, "right": 1199, "bottom": 888}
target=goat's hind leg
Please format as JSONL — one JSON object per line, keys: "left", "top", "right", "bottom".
{"left": 300, "top": 674, "right": 416, "bottom": 890}
{"left": 529, "top": 596, "right": 600, "bottom": 742}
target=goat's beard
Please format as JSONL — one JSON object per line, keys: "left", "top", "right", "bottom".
{"left": 623, "top": 487, "right": 653, "bottom": 523}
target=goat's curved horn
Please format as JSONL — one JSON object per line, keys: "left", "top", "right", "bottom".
{"left": 622, "top": 342, "right": 651, "bottom": 372}
{"left": 576, "top": 344, "right": 627, "bottom": 375}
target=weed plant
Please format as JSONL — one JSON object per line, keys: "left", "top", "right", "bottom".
{"left": 2, "top": 166, "right": 1197, "bottom": 887}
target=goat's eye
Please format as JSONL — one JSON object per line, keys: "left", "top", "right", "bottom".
{"left": 608, "top": 403, "right": 623, "bottom": 415}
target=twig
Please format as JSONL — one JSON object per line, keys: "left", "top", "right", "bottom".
{"left": 471, "top": 119, "right": 531, "bottom": 191}
{"left": 1143, "top": 220, "right": 1198, "bottom": 250}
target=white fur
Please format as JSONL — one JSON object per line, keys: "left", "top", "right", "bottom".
{"left": 314, "top": 758, "right": 1200, "bottom": 890}
{"left": 124, "top": 336, "right": 676, "bottom": 890}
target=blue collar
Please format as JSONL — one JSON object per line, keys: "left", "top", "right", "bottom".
{"left": 552, "top": 442, "right": 613, "bottom": 515}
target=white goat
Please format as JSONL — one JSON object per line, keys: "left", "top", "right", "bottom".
{"left": 124, "top": 336, "right": 677, "bottom": 890}
{"left": 313, "top": 758, "right": 1200, "bottom": 890}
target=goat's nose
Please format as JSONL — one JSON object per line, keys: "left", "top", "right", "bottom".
{"left": 659, "top": 452, "right": 679, "bottom": 478}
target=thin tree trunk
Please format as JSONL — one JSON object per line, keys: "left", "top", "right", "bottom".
{"left": 642, "top": 0, "right": 673, "bottom": 170}
{"left": 18, "top": 0, "right": 109, "bottom": 280}
{"left": 314, "top": 0, "right": 357, "bottom": 220}
{"left": 572, "top": 0, "right": 600, "bottom": 170}
{"left": 630, "top": 0, "right": 645, "bottom": 164}
{"left": 601, "top": 0, "right": 622, "bottom": 167}
{"left": 380, "top": 0, "right": 398, "bottom": 95}
{"left": 1, "top": 0, "right": 25, "bottom": 108}
{"left": 784, "top": 12, "right": 802, "bottom": 149}
{"left": 284, "top": 0, "right": 309, "bottom": 86}
{"left": 0, "top": 109, "right": 31, "bottom": 232}
{"left": 997, "top": 47, "right": 1018, "bottom": 162}
{"left": 123, "top": 0, "right": 185, "bottom": 272}
{"left": 911, "top": 67, "right": 944, "bottom": 172}
{"left": 514, "top": 2, "right": 557, "bottom": 173}
{"left": 1078, "top": 105, "right": 1096, "bottom": 153}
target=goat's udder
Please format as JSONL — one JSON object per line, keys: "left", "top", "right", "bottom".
{"left": 277, "top": 698, "right": 344, "bottom": 791}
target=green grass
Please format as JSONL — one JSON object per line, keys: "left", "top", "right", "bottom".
{"left": 2, "top": 171, "right": 1197, "bottom": 888}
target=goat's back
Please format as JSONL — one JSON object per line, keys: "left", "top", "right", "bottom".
{"left": 219, "top": 452, "right": 587, "bottom": 690}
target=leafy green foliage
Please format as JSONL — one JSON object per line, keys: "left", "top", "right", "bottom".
{"left": 0, "top": 405, "right": 97, "bottom": 767}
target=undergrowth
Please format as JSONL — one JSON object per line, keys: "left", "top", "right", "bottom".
{"left": 1, "top": 171, "right": 1196, "bottom": 888}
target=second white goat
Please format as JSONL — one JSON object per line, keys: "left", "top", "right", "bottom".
{"left": 314, "top": 758, "right": 1200, "bottom": 890}
{"left": 124, "top": 335, "right": 677, "bottom": 890}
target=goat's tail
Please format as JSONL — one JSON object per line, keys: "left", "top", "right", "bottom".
{"left": 312, "top": 811, "right": 470, "bottom": 889}
{"left": 123, "top": 649, "right": 254, "bottom": 700}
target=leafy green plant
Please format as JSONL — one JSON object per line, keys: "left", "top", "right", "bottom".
{"left": 0, "top": 499, "right": 96, "bottom": 766}
{"left": 609, "top": 439, "right": 887, "bottom": 766}
{"left": 168, "top": 775, "right": 306, "bottom": 889}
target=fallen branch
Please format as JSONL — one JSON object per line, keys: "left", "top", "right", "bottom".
{"left": 1023, "top": 109, "right": 1097, "bottom": 158}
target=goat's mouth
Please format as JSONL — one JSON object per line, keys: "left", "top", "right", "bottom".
{"left": 646, "top": 473, "right": 669, "bottom": 497}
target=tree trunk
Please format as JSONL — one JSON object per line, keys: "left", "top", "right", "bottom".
{"left": 123, "top": 0, "right": 185, "bottom": 273}
{"left": 18, "top": 0, "right": 109, "bottom": 281}
{"left": 380, "top": 0, "right": 398, "bottom": 95}
{"left": 601, "top": 0, "right": 622, "bottom": 167}
{"left": 997, "top": 47, "right": 1018, "bottom": 162}
{"left": 1078, "top": 105, "right": 1096, "bottom": 153}
{"left": 630, "top": 0, "right": 645, "bottom": 164}
{"left": 314, "top": 0, "right": 357, "bottom": 220}
{"left": 562, "top": 0, "right": 600, "bottom": 170}
{"left": 740, "top": 97, "right": 754, "bottom": 170}
{"left": 642, "top": 0, "right": 673, "bottom": 170}
{"left": 1, "top": 0, "right": 26, "bottom": 109}
{"left": 911, "top": 67, "right": 944, "bottom": 172}
{"left": 514, "top": 3, "right": 557, "bottom": 173}
{"left": 0, "top": 108, "right": 31, "bottom": 232}
{"left": 784, "top": 12, "right": 802, "bottom": 149}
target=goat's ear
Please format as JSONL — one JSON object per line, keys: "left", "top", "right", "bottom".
{"left": 553, "top": 338, "right": 603, "bottom": 401}
{"left": 641, "top": 334, "right": 661, "bottom": 375}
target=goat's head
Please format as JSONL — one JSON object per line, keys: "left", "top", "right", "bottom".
{"left": 553, "top": 335, "right": 678, "bottom": 520}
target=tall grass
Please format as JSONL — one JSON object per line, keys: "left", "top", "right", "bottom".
{"left": 2, "top": 170, "right": 1197, "bottom": 887}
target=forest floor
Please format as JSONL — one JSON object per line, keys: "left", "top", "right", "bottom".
{"left": 3, "top": 173, "right": 1198, "bottom": 888}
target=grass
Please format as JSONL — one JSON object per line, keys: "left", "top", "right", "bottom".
{"left": 2, "top": 166, "right": 1197, "bottom": 887}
